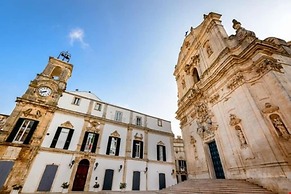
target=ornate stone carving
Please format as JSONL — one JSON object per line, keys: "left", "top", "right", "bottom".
{"left": 187, "top": 88, "right": 203, "bottom": 101}
{"left": 190, "top": 135, "right": 198, "bottom": 159}
{"left": 86, "top": 119, "right": 101, "bottom": 132}
{"left": 191, "top": 54, "right": 200, "bottom": 65}
{"left": 181, "top": 79, "right": 186, "bottom": 89}
{"left": 227, "top": 73, "right": 244, "bottom": 90}
{"left": 184, "top": 64, "right": 191, "bottom": 75}
{"left": 206, "top": 44, "right": 213, "bottom": 57}
{"left": 209, "top": 94, "right": 219, "bottom": 104}
{"left": 229, "top": 114, "right": 241, "bottom": 126}
{"left": 232, "top": 19, "right": 256, "bottom": 41}
{"left": 194, "top": 102, "right": 217, "bottom": 140}
{"left": 270, "top": 114, "right": 290, "bottom": 140}
{"left": 134, "top": 133, "right": 143, "bottom": 140}
{"left": 262, "top": 103, "right": 279, "bottom": 114}
{"left": 23, "top": 108, "right": 42, "bottom": 119}
{"left": 256, "top": 59, "right": 283, "bottom": 75}
{"left": 110, "top": 130, "right": 120, "bottom": 138}
{"left": 180, "top": 116, "right": 187, "bottom": 126}
{"left": 60, "top": 121, "right": 74, "bottom": 129}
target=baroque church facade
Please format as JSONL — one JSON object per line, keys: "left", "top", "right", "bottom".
{"left": 0, "top": 55, "right": 176, "bottom": 193}
{"left": 174, "top": 13, "right": 291, "bottom": 193}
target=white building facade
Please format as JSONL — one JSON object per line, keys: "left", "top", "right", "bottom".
{"left": 0, "top": 56, "right": 176, "bottom": 193}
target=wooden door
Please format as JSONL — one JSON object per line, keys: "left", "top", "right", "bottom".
{"left": 72, "top": 159, "right": 90, "bottom": 191}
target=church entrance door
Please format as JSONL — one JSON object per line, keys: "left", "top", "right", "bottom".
{"left": 208, "top": 141, "right": 225, "bottom": 179}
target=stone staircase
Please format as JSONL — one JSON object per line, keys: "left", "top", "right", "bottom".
{"left": 158, "top": 179, "right": 275, "bottom": 194}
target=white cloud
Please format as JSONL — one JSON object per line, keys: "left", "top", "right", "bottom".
{"left": 69, "top": 28, "right": 89, "bottom": 48}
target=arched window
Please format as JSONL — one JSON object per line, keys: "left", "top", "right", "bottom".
{"left": 193, "top": 68, "right": 200, "bottom": 84}
{"left": 50, "top": 66, "right": 62, "bottom": 80}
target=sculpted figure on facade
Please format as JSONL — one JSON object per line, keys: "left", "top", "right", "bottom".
{"left": 270, "top": 114, "right": 290, "bottom": 140}
{"left": 194, "top": 102, "right": 216, "bottom": 140}
{"left": 184, "top": 64, "right": 191, "bottom": 75}
{"left": 235, "top": 125, "right": 247, "bottom": 147}
{"left": 181, "top": 78, "right": 186, "bottom": 89}
{"left": 227, "top": 73, "right": 244, "bottom": 90}
{"left": 0, "top": 115, "right": 7, "bottom": 130}
{"left": 232, "top": 19, "right": 256, "bottom": 41}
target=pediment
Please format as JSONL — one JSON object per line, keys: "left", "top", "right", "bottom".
{"left": 60, "top": 121, "right": 74, "bottom": 129}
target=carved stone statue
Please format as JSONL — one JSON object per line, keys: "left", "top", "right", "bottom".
{"left": 271, "top": 115, "right": 290, "bottom": 140}
{"left": 232, "top": 19, "right": 256, "bottom": 41}
{"left": 0, "top": 116, "right": 7, "bottom": 130}
{"left": 206, "top": 44, "right": 213, "bottom": 57}
{"left": 235, "top": 125, "right": 247, "bottom": 147}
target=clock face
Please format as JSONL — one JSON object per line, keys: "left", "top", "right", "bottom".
{"left": 38, "top": 86, "right": 52, "bottom": 97}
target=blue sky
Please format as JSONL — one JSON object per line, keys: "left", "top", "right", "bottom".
{"left": 0, "top": 1, "right": 291, "bottom": 136}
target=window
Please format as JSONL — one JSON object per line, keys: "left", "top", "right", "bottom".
{"left": 132, "top": 140, "right": 143, "bottom": 159}
{"left": 193, "top": 68, "right": 200, "bottom": 84}
{"left": 136, "top": 116, "right": 142, "bottom": 126}
{"left": 158, "top": 119, "right": 162, "bottom": 127}
{"left": 94, "top": 103, "right": 102, "bottom": 111}
{"left": 106, "top": 136, "right": 121, "bottom": 156}
{"left": 72, "top": 97, "right": 81, "bottom": 105}
{"left": 80, "top": 132, "right": 99, "bottom": 153}
{"left": 178, "top": 160, "right": 187, "bottom": 172}
{"left": 157, "top": 145, "right": 166, "bottom": 161}
{"left": 50, "top": 127, "right": 74, "bottom": 150}
{"left": 6, "top": 118, "right": 38, "bottom": 144}
{"left": 115, "top": 111, "right": 122, "bottom": 122}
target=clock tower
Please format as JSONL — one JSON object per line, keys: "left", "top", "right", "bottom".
{"left": 0, "top": 52, "right": 73, "bottom": 193}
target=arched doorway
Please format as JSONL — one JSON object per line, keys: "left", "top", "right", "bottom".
{"left": 72, "top": 159, "right": 90, "bottom": 191}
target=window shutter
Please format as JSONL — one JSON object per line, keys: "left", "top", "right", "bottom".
{"left": 50, "top": 127, "right": 62, "bottom": 148}
{"left": 115, "top": 138, "right": 121, "bottom": 156}
{"left": 162, "top": 146, "right": 166, "bottom": 161}
{"left": 132, "top": 140, "right": 137, "bottom": 158}
{"left": 6, "top": 118, "right": 24, "bottom": 142}
{"left": 91, "top": 133, "right": 99, "bottom": 153}
{"left": 23, "top": 120, "right": 39, "bottom": 144}
{"left": 157, "top": 145, "right": 160, "bottom": 161}
{"left": 106, "top": 137, "right": 112, "bottom": 155}
{"left": 63, "top": 129, "right": 74, "bottom": 150}
{"left": 140, "top": 141, "right": 144, "bottom": 159}
{"left": 80, "top": 132, "right": 89, "bottom": 151}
